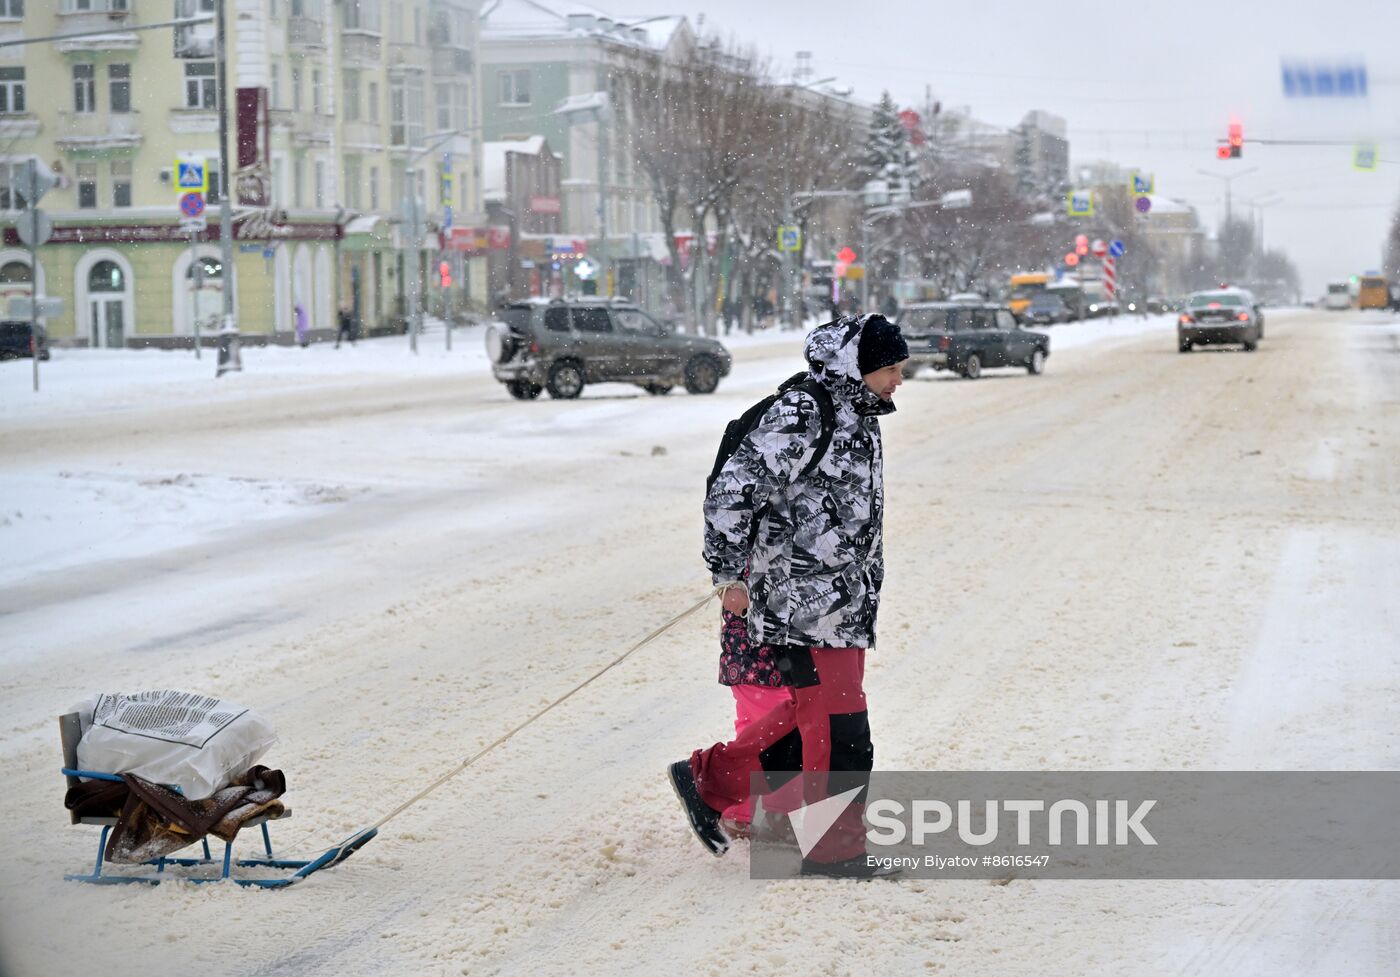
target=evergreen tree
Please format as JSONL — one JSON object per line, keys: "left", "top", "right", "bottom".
{"left": 864, "top": 91, "right": 919, "bottom": 203}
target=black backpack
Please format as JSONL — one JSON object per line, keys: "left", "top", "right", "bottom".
{"left": 706, "top": 372, "right": 836, "bottom": 493}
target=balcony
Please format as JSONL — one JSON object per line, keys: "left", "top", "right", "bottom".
{"left": 55, "top": 1, "right": 139, "bottom": 51}
{"left": 341, "top": 30, "right": 381, "bottom": 66}
{"left": 55, "top": 110, "right": 143, "bottom": 150}
{"left": 269, "top": 109, "right": 332, "bottom": 147}
{"left": 0, "top": 114, "right": 40, "bottom": 139}
{"left": 288, "top": 15, "right": 325, "bottom": 50}
{"left": 342, "top": 121, "right": 383, "bottom": 149}
{"left": 432, "top": 46, "right": 473, "bottom": 77}
{"left": 168, "top": 107, "right": 217, "bottom": 134}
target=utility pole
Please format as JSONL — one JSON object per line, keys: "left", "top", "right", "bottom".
{"left": 214, "top": 0, "right": 240, "bottom": 374}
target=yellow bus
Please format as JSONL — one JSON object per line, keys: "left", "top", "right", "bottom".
{"left": 1357, "top": 275, "right": 1388, "bottom": 310}
{"left": 1008, "top": 272, "right": 1051, "bottom": 317}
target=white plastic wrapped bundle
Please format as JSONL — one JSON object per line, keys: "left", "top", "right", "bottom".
{"left": 71, "top": 690, "right": 278, "bottom": 800}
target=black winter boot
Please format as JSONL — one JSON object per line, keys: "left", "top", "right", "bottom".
{"left": 667, "top": 761, "right": 730, "bottom": 857}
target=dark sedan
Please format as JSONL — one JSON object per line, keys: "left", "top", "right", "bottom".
{"left": 1178, "top": 289, "right": 1263, "bottom": 352}
{"left": 899, "top": 302, "right": 1050, "bottom": 379}
{"left": 0, "top": 320, "right": 49, "bottom": 360}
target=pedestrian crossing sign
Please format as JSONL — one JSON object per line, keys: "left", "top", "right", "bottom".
{"left": 778, "top": 226, "right": 802, "bottom": 252}
{"left": 175, "top": 158, "right": 208, "bottom": 193}
{"left": 1067, "top": 190, "right": 1094, "bottom": 217}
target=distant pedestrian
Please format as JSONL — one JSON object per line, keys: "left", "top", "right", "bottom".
{"left": 335, "top": 305, "right": 356, "bottom": 348}
{"left": 881, "top": 293, "right": 899, "bottom": 321}
{"left": 294, "top": 301, "right": 309, "bottom": 348}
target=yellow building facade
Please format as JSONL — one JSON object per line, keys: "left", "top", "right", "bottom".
{"left": 0, "top": 0, "right": 485, "bottom": 347}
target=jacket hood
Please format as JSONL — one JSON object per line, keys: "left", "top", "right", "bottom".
{"left": 803, "top": 314, "right": 897, "bottom": 417}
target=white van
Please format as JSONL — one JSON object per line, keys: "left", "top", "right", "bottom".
{"left": 1324, "top": 282, "right": 1352, "bottom": 310}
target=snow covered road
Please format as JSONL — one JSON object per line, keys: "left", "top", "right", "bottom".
{"left": 2, "top": 310, "right": 1397, "bottom": 976}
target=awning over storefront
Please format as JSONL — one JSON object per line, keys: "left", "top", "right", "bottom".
{"left": 341, "top": 215, "right": 394, "bottom": 252}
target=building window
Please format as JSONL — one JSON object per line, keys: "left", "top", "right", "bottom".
{"left": 388, "top": 1, "right": 402, "bottom": 43}
{"left": 342, "top": 0, "right": 379, "bottom": 31}
{"left": 0, "top": 160, "right": 33, "bottom": 209}
{"left": 108, "top": 64, "right": 130, "bottom": 113}
{"left": 314, "top": 159, "right": 325, "bottom": 207}
{"left": 498, "top": 69, "right": 529, "bottom": 107}
{"left": 0, "top": 67, "right": 24, "bottom": 115}
{"left": 435, "top": 81, "right": 450, "bottom": 131}
{"left": 272, "top": 157, "right": 283, "bottom": 204}
{"left": 369, "top": 165, "right": 379, "bottom": 210}
{"left": 73, "top": 64, "right": 96, "bottom": 113}
{"left": 184, "top": 61, "right": 216, "bottom": 109}
{"left": 311, "top": 69, "right": 322, "bottom": 114}
{"left": 367, "top": 80, "right": 379, "bottom": 123}
{"left": 344, "top": 159, "right": 360, "bottom": 209}
{"left": 389, "top": 72, "right": 424, "bottom": 147}
{"left": 111, "top": 159, "right": 131, "bottom": 207}
{"left": 0, "top": 1, "right": 23, "bottom": 19}
{"left": 342, "top": 70, "right": 360, "bottom": 122}
{"left": 291, "top": 67, "right": 301, "bottom": 111}
{"left": 270, "top": 64, "right": 281, "bottom": 109}
{"left": 293, "top": 157, "right": 304, "bottom": 207}
{"left": 206, "top": 162, "right": 220, "bottom": 204}
{"left": 76, "top": 162, "right": 97, "bottom": 208}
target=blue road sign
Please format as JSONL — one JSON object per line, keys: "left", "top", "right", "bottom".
{"left": 175, "top": 159, "right": 207, "bottom": 191}
{"left": 179, "top": 192, "right": 205, "bottom": 218}
{"left": 1109, "top": 239, "right": 1126, "bottom": 258}
{"left": 1282, "top": 61, "right": 1368, "bottom": 98}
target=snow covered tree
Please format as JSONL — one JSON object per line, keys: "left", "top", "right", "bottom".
{"left": 864, "top": 91, "right": 919, "bottom": 204}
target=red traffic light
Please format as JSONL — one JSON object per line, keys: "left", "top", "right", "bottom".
{"left": 1064, "top": 252, "right": 1080, "bottom": 267}
{"left": 837, "top": 246, "right": 857, "bottom": 264}
{"left": 1216, "top": 145, "right": 1231, "bottom": 159}
{"left": 1074, "top": 234, "right": 1088, "bottom": 248}
{"left": 438, "top": 260, "right": 452, "bottom": 288}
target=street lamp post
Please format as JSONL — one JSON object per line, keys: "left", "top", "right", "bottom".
{"left": 402, "top": 129, "right": 472, "bottom": 353}
{"left": 1195, "top": 166, "right": 1257, "bottom": 225}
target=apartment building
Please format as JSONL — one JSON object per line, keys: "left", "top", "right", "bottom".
{"left": 479, "top": 0, "right": 692, "bottom": 302}
{"left": 0, "top": 0, "right": 485, "bottom": 348}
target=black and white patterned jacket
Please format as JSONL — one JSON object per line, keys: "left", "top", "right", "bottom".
{"left": 703, "top": 315, "right": 894, "bottom": 649}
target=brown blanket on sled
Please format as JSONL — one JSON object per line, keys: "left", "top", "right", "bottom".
{"left": 64, "top": 766, "right": 287, "bottom": 864}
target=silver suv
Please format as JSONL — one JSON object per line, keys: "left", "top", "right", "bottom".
{"left": 485, "top": 299, "right": 732, "bottom": 400}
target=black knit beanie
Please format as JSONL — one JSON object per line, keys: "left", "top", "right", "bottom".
{"left": 857, "top": 315, "right": 909, "bottom": 375}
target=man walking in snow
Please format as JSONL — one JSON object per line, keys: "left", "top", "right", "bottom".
{"left": 668, "top": 313, "right": 908, "bottom": 878}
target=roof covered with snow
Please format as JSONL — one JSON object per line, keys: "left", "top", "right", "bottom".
{"left": 480, "top": 0, "right": 689, "bottom": 51}
{"left": 482, "top": 137, "right": 562, "bottom": 201}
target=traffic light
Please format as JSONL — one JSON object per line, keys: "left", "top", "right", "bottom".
{"left": 1228, "top": 120, "right": 1243, "bottom": 158}
{"left": 438, "top": 260, "right": 451, "bottom": 289}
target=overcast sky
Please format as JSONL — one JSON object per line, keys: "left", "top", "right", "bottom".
{"left": 621, "top": 0, "right": 1400, "bottom": 294}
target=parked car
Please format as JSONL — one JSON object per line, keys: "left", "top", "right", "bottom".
{"left": 899, "top": 301, "right": 1050, "bottom": 379}
{"left": 485, "top": 298, "right": 732, "bottom": 400}
{"left": 0, "top": 320, "right": 49, "bottom": 360}
{"left": 1022, "top": 292, "right": 1070, "bottom": 325}
{"left": 1177, "top": 288, "right": 1264, "bottom": 352}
